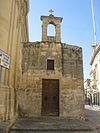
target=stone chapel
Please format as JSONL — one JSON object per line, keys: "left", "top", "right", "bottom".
{"left": 18, "top": 14, "right": 84, "bottom": 119}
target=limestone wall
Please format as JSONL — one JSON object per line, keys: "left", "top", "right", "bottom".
{"left": 60, "top": 78, "right": 84, "bottom": 119}
{"left": 18, "top": 73, "right": 84, "bottom": 119}
{"left": 62, "top": 44, "right": 83, "bottom": 79}
{"left": 18, "top": 42, "right": 84, "bottom": 119}
{"left": 22, "top": 42, "right": 61, "bottom": 73}
{"left": 0, "top": 85, "right": 15, "bottom": 120}
{"left": 0, "top": 0, "right": 29, "bottom": 120}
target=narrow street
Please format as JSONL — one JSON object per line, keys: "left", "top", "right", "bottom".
{"left": 85, "top": 105, "right": 100, "bottom": 132}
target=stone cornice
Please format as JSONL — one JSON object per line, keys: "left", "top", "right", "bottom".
{"left": 41, "top": 15, "right": 63, "bottom": 23}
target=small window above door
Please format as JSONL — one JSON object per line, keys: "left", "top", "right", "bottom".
{"left": 47, "top": 59, "right": 54, "bottom": 70}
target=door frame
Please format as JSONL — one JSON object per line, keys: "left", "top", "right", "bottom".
{"left": 41, "top": 79, "right": 59, "bottom": 116}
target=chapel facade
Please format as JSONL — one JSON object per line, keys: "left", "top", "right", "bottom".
{"left": 17, "top": 14, "right": 85, "bottom": 119}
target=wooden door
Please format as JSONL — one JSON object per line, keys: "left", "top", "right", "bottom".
{"left": 42, "top": 79, "right": 59, "bottom": 116}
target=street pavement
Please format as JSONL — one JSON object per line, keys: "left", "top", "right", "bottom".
{"left": 85, "top": 105, "right": 100, "bottom": 133}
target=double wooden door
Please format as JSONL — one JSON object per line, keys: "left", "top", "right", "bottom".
{"left": 42, "top": 79, "right": 59, "bottom": 116}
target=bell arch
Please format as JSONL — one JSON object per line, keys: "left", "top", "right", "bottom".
{"left": 41, "top": 15, "right": 63, "bottom": 43}
{"left": 47, "top": 24, "right": 55, "bottom": 36}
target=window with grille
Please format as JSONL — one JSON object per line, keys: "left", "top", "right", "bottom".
{"left": 47, "top": 59, "right": 54, "bottom": 70}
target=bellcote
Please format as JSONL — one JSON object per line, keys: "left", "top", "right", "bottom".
{"left": 41, "top": 14, "right": 63, "bottom": 43}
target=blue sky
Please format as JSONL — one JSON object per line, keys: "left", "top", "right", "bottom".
{"left": 28, "top": 0, "right": 100, "bottom": 80}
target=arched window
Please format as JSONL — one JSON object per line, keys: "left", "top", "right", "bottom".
{"left": 47, "top": 24, "right": 55, "bottom": 36}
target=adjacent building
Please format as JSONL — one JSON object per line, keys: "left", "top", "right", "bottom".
{"left": 84, "top": 79, "right": 91, "bottom": 105}
{"left": 0, "top": 0, "right": 29, "bottom": 120}
{"left": 90, "top": 43, "right": 100, "bottom": 106}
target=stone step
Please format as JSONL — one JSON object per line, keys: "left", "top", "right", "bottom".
{"left": 10, "top": 128, "right": 95, "bottom": 133}
{"left": 9, "top": 117, "right": 96, "bottom": 133}
{"left": 9, "top": 130, "right": 95, "bottom": 133}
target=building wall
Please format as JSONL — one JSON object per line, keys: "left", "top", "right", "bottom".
{"left": 0, "top": 0, "right": 29, "bottom": 120}
{"left": 90, "top": 44, "right": 100, "bottom": 105}
{"left": 84, "top": 79, "right": 91, "bottom": 105}
{"left": 17, "top": 42, "right": 84, "bottom": 119}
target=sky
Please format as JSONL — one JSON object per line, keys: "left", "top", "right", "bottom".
{"left": 28, "top": 0, "right": 100, "bottom": 80}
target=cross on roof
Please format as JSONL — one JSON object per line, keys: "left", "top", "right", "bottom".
{"left": 49, "top": 9, "right": 54, "bottom": 15}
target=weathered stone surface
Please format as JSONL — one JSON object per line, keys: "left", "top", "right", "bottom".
{"left": 17, "top": 14, "right": 84, "bottom": 119}
{"left": 18, "top": 41, "right": 84, "bottom": 119}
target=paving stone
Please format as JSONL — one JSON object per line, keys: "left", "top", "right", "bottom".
{"left": 9, "top": 117, "right": 95, "bottom": 133}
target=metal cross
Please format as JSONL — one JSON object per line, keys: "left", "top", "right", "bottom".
{"left": 49, "top": 9, "right": 54, "bottom": 14}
